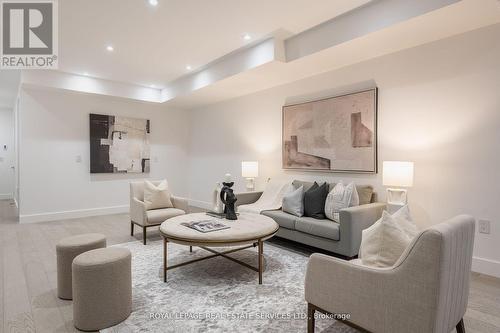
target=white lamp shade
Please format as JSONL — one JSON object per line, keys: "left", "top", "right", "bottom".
{"left": 242, "top": 161, "right": 258, "bottom": 178}
{"left": 383, "top": 161, "right": 414, "bottom": 187}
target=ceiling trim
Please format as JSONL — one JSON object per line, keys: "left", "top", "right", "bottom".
{"left": 21, "top": 70, "right": 162, "bottom": 103}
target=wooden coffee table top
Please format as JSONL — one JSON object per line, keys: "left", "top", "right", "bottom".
{"left": 159, "top": 212, "right": 279, "bottom": 246}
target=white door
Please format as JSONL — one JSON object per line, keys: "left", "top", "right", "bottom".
{"left": 0, "top": 108, "right": 15, "bottom": 199}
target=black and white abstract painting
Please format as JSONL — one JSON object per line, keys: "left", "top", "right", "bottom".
{"left": 90, "top": 113, "right": 150, "bottom": 173}
{"left": 282, "top": 89, "right": 377, "bottom": 173}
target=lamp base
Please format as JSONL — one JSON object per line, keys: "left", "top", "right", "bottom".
{"left": 245, "top": 178, "right": 255, "bottom": 191}
{"left": 386, "top": 188, "right": 408, "bottom": 205}
{"left": 386, "top": 188, "right": 408, "bottom": 213}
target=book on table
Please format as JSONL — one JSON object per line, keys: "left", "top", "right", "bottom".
{"left": 181, "top": 220, "right": 230, "bottom": 233}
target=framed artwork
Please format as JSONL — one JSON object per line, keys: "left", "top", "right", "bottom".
{"left": 282, "top": 88, "right": 377, "bottom": 173}
{"left": 89, "top": 113, "right": 150, "bottom": 173}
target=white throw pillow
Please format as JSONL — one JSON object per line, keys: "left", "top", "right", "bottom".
{"left": 324, "top": 182, "right": 359, "bottom": 222}
{"left": 143, "top": 180, "right": 173, "bottom": 210}
{"left": 360, "top": 205, "right": 418, "bottom": 268}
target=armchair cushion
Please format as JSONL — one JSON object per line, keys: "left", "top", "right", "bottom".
{"left": 146, "top": 208, "right": 185, "bottom": 225}
{"left": 360, "top": 206, "right": 418, "bottom": 267}
{"left": 144, "top": 180, "right": 173, "bottom": 210}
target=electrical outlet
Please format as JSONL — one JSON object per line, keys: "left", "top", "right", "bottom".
{"left": 75, "top": 155, "right": 82, "bottom": 163}
{"left": 478, "top": 220, "right": 491, "bottom": 234}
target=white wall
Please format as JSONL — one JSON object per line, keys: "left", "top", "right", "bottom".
{"left": 18, "top": 88, "right": 190, "bottom": 222}
{"left": 0, "top": 108, "right": 15, "bottom": 199}
{"left": 187, "top": 24, "right": 500, "bottom": 276}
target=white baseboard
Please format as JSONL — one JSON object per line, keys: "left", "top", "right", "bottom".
{"left": 19, "top": 205, "right": 129, "bottom": 223}
{"left": 0, "top": 193, "right": 13, "bottom": 200}
{"left": 472, "top": 256, "right": 500, "bottom": 278}
{"left": 189, "top": 199, "right": 211, "bottom": 210}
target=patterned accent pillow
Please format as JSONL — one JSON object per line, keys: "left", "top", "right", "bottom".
{"left": 324, "top": 182, "right": 359, "bottom": 222}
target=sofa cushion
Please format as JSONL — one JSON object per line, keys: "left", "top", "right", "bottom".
{"left": 295, "top": 217, "right": 340, "bottom": 241}
{"left": 304, "top": 182, "right": 328, "bottom": 219}
{"left": 262, "top": 210, "right": 296, "bottom": 230}
{"left": 146, "top": 208, "right": 185, "bottom": 224}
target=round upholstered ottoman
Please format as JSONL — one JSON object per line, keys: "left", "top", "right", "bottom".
{"left": 56, "top": 233, "right": 106, "bottom": 300}
{"left": 72, "top": 247, "right": 132, "bottom": 331}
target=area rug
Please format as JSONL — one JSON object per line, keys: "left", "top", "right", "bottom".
{"left": 102, "top": 240, "right": 358, "bottom": 333}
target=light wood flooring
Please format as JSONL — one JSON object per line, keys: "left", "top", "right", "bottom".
{"left": 0, "top": 199, "right": 499, "bottom": 333}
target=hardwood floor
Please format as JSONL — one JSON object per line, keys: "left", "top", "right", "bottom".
{"left": 1, "top": 199, "right": 499, "bottom": 333}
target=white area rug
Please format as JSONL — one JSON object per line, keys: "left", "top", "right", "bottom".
{"left": 102, "top": 240, "right": 358, "bottom": 333}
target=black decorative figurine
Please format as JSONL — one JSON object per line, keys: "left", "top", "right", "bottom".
{"left": 220, "top": 181, "right": 238, "bottom": 220}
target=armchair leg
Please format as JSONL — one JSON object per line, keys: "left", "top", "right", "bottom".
{"left": 130, "top": 222, "right": 134, "bottom": 236}
{"left": 143, "top": 226, "right": 147, "bottom": 245}
{"left": 307, "top": 303, "right": 315, "bottom": 333}
{"left": 456, "top": 318, "right": 465, "bottom": 333}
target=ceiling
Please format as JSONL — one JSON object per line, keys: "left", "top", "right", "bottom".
{"left": 59, "top": 0, "right": 370, "bottom": 87}
{"left": 11, "top": 0, "right": 500, "bottom": 109}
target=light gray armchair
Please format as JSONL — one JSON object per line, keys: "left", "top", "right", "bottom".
{"left": 130, "top": 181, "right": 189, "bottom": 244}
{"left": 305, "top": 215, "right": 475, "bottom": 333}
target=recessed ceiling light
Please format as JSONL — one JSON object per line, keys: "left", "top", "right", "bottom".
{"left": 150, "top": 84, "right": 155, "bottom": 88}
{"left": 186, "top": 65, "right": 192, "bottom": 71}
{"left": 149, "top": 0, "right": 158, "bottom": 6}
{"left": 106, "top": 45, "right": 114, "bottom": 52}
{"left": 83, "top": 72, "right": 89, "bottom": 76}
{"left": 243, "top": 34, "right": 251, "bottom": 41}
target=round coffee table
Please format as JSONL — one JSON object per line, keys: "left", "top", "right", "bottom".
{"left": 159, "top": 212, "right": 279, "bottom": 284}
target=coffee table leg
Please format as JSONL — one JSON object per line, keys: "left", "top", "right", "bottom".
{"left": 258, "top": 239, "right": 263, "bottom": 284}
{"left": 163, "top": 238, "right": 168, "bottom": 282}
{"left": 189, "top": 246, "right": 193, "bottom": 253}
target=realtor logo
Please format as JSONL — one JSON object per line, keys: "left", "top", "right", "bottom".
{"left": 1, "top": 0, "right": 58, "bottom": 69}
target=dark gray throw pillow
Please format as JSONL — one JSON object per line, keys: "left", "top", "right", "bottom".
{"left": 304, "top": 182, "right": 328, "bottom": 219}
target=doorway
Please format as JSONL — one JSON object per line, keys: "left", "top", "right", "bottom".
{"left": 0, "top": 108, "right": 17, "bottom": 222}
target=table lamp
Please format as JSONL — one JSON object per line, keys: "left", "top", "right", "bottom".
{"left": 241, "top": 161, "right": 258, "bottom": 191}
{"left": 383, "top": 161, "right": 414, "bottom": 208}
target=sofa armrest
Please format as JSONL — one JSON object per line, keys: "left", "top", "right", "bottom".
{"left": 235, "top": 191, "right": 263, "bottom": 207}
{"left": 338, "top": 202, "right": 386, "bottom": 257}
{"left": 130, "top": 198, "right": 147, "bottom": 225}
{"left": 171, "top": 196, "right": 189, "bottom": 213}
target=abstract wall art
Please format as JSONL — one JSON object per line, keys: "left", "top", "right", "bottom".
{"left": 90, "top": 113, "right": 150, "bottom": 173}
{"left": 282, "top": 88, "right": 377, "bottom": 173}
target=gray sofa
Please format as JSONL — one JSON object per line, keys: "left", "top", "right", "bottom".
{"left": 236, "top": 180, "right": 386, "bottom": 258}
